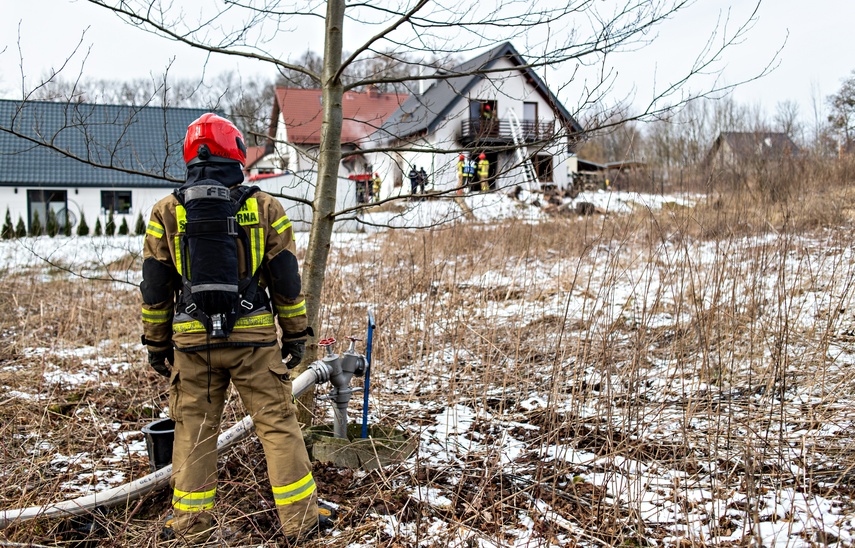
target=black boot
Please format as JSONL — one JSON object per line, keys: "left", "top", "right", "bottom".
{"left": 318, "top": 502, "right": 337, "bottom": 530}
{"left": 283, "top": 503, "right": 338, "bottom": 545}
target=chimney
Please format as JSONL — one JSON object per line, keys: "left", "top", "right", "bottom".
{"left": 368, "top": 85, "right": 381, "bottom": 99}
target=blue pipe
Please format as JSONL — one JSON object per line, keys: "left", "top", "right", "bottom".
{"left": 361, "top": 309, "right": 376, "bottom": 438}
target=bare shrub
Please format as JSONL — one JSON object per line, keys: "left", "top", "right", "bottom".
{"left": 4, "top": 193, "right": 855, "bottom": 545}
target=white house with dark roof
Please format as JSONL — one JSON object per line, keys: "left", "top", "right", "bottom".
{"left": 0, "top": 99, "right": 209, "bottom": 234}
{"left": 367, "top": 41, "right": 584, "bottom": 199}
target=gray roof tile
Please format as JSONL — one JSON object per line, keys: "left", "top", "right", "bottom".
{"left": 0, "top": 99, "right": 211, "bottom": 188}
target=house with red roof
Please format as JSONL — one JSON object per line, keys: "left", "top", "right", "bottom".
{"left": 247, "top": 86, "right": 407, "bottom": 180}
{"left": 247, "top": 42, "right": 582, "bottom": 210}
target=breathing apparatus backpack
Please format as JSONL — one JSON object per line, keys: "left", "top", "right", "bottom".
{"left": 174, "top": 180, "right": 261, "bottom": 339}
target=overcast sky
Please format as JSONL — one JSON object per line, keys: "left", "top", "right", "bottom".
{"left": 1, "top": 1, "right": 852, "bottom": 127}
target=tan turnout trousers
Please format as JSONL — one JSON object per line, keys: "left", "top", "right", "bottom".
{"left": 168, "top": 344, "right": 318, "bottom": 540}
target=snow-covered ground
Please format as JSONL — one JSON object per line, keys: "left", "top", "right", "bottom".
{"left": 2, "top": 190, "right": 855, "bottom": 547}
{"left": 358, "top": 189, "right": 700, "bottom": 230}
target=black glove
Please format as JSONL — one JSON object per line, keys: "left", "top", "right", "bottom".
{"left": 281, "top": 340, "right": 305, "bottom": 369}
{"left": 280, "top": 327, "right": 313, "bottom": 369}
{"left": 148, "top": 347, "right": 174, "bottom": 378}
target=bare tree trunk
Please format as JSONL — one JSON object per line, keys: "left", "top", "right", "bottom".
{"left": 295, "top": 0, "right": 345, "bottom": 426}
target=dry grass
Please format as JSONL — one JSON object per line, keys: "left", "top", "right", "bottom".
{"left": 3, "top": 169, "right": 855, "bottom": 546}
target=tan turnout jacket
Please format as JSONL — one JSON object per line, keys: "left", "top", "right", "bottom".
{"left": 141, "top": 188, "right": 307, "bottom": 353}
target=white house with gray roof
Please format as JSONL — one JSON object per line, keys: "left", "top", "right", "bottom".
{"left": 0, "top": 99, "right": 209, "bottom": 234}
{"left": 367, "top": 42, "right": 583, "bottom": 199}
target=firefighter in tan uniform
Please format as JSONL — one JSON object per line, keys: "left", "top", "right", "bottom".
{"left": 141, "top": 113, "right": 319, "bottom": 543}
{"left": 477, "top": 153, "right": 490, "bottom": 192}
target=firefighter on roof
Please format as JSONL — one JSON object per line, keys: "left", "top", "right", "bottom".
{"left": 140, "top": 113, "right": 322, "bottom": 543}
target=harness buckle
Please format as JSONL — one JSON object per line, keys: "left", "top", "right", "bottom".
{"left": 240, "top": 299, "right": 253, "bottom": 310}
{"left": 185, "top": 303, "right": 197, "bottom": 314}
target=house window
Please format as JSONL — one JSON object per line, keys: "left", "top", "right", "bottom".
{"left": 101, "top": 190, "right": 132, "bottom": 214}
{"left": 523, "top": 102, "right": 539, "bottom": 140}
{"left": 468, "top": 100, "right": 498, "bottom": 138}
{"left": 523, "top": 102, "right": 538, "bottom": 122}
{"left": 27, "top": 189, "right": 68, "bottom": 233}
{"left": 469, "top": 100, "right": 497, "bottom": 120}
{"left": 534, "top": 154, "right": 554, "bottom": 182}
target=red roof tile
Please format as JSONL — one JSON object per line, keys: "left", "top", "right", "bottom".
{"left": 274, "top": 87, "right": 408, "bottom": 145}
{"left": 244, "top": 145, "right": 267, "bottom": 168}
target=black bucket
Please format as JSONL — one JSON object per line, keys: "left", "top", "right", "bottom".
{"left": 142, "top": 418, "right": 175, "bottom": 472}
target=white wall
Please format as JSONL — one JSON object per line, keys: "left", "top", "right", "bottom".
{"left": 0, "top": 171, "right": 367, "bottom": 235}
{"left": 268, "top": 111, "right": 370, "bottom": 194}
{"left": 0, "top": 185, "right": 176, "bottom": 234}
{"left": 249, "top": 170, "right": 359, "bottom": 232}
{"left": 0, "top": 187, "right": 28, "bottom": 225}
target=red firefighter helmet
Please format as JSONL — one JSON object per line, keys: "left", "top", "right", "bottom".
{"left": 479, "top": 153, "right": 486, "bottom": 160}
{"left": 485, "top": 104, "right": 491, "bottom": 111}
{"left": 184, "top": 113, "right": 247, "bottom": 166}
{"left": 459, "top": 154, "right": 465, "bottom": 161}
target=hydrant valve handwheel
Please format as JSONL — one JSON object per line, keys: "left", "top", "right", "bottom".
{"left": 319, "top": 337, "right": 336, "bottom": 357}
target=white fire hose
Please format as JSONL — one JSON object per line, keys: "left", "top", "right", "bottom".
{"left": 0, "top": 358, "right": 346, "bottom": 529}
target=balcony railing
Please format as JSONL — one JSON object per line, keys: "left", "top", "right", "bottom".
{"left": 460, "top": 118, "right": 555, "bottom": 144}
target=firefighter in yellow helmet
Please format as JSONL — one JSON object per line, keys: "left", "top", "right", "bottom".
{"left": 477, "top": 153, "right": 490, "bottom": 192}
{"left": 141, "top": 113, "right": 324, "bottom": 543}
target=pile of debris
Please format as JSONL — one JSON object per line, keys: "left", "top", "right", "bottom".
{"left": 507, "top": 185, "right": 603, "bottom": 216}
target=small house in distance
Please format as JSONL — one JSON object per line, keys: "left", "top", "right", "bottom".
{"left": 706, "top": 132, "right": 799, "bottom": 170}
{"left": 705, "top": 132, "right": 800, "bottom": 196}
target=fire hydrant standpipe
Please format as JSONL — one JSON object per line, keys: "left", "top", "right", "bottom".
{"left": 0, "top": 352, "right": 361, "bottom": 529}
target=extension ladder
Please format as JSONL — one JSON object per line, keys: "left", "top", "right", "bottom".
{"left": 505, "top": 108, "right": 539, "bottom": 192}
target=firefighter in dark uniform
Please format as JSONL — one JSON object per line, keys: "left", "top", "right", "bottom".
{"left": 141, "top": 113, "right": 319, "bottom": 543}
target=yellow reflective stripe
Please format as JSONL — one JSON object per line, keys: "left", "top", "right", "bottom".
{"left": 271, "top": 473, "right": 316, "bottom": 506}
{"left": 172, "top": 320, "right": 205, "bottom": 334}
{"left": 234, "top": 314, "right": 275, "bottom": 329}
{"left": 272, "top": 215, "right": 291, "bottom": 234}
{"left": 250, "top": 228, "right": 264, "bottom": 275}
{"left": 174, "top": 236, "right": 183, "bottom": 276}
{"left": 176, "top": 205, "right": 186, "bottom": 233}
{"left": 146, "top": 221, "right": 164, "bottom": 238}
{"left": 141, "top": 307, "right": 171, "bottom": 324}
{"left": 173, "top": 313, "right": 275, "bottom": 334}
{"left": 172, "top": 487, "right": 216, "bottom": 512}
{"left": 237, "top": 198, "right": 259, "bottom": 225}
{"left": 276, "top": 300, "right": 306, "bottom": 319}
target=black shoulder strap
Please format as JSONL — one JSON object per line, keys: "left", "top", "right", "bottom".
{"left": 232, "top": 185, "right": 264, "bottom": 314}
{"left": 230, "top": 185, "right": 260, "bottom": 214}
{"left": 173, "top": 187, "right": 185, "bottom": 206}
